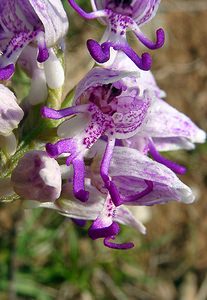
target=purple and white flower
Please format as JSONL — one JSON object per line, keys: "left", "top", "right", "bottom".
{"left": 11, "top": 150, "right": 62, "bottom": 201}
{"left": 40, "top": 65, "right": 202, "bottom": 209}
{"left": 0, "top": 0, "right": 68, "bottom": 85}
{"left": 87, "top": 145, "right": 194, "bottom": 248}
{"left": 41, "top": 67, "right": 152, "bottom": 204}
{"left": 68, "top": 0, "right": 164, "bottom": 70}
{"left": 0, "top": 84, "right": 24, "bottom": 155}
{"left": 34, "top": 143, "right": 194, "bottom": 249}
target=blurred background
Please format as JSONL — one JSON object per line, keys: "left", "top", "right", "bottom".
{"left": 0, "top": 0, "right": 207, "bottom": 299}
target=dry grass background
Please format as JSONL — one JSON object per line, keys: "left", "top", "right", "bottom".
{"left": 0, "top": 0, "right": 207, "bottom": 299}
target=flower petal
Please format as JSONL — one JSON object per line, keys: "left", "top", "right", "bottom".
{"left": 110, "top": 146, "right": 195, "bottom": 204}
{"left": 74, "top": 67, "right": 139, "bottom": 104}
{"left": 28, "top": 0, "right": 69, "bottom": 47}
{"left": 152, "top": 137, "right": 196, "bottom": 151}
{"left": 133, "top": 0, "right": 161, "bottom": 25}
{"left": 144, "top": 99, "right": 206, "bottom": 144}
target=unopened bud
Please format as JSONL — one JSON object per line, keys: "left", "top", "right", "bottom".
{"left": 11, "top": 151, "right": 62, "bottom": 201}
{"left": 0, "top": 84, "right": 24, "bottom": 137}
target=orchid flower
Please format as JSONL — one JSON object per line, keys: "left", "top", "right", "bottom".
{"left": 67, "top": 0, "right": 164, "bottom": 70}
{"left": 85, "top": 144, "right": 194, "bottom": 248}
{"left": 0, "top": 84, "right": 24, "bottom": 155}
{"left": 33, "top": 179, "right": 145, "bottom": 250}
{"left": 30, "top": 144, "right": 194, "bottom": 249}
{"left": 41, "top": 65, "right": 201, "bottom": 209}
{"left": 109, "top": 53, "right": 206, "bottom": 172}
{"left": 0, "top": 0, "right": 68, "bottom": 84}
{"left": 41, "top": 67, "right": 154, "bottom": 205}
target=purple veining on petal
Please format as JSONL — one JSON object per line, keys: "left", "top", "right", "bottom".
{"left": 100, "top": 138, "right": 154, "bottom": 207}
{"left": 134, "top": 0, "right": 161, "bottom": 26}
{"left": 110, "top": 146, "right": 194, "bottom": 205}
{"left": 105, "top": 0, "right": 134, "bottom": 16}
{"left": 148, "top": 140, "right": 187, "bottom": 175}
{"left": 116, "top": 180, "right": 154, "bottom": 205}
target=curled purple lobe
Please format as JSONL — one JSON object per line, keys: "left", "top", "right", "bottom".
{"left": 88, "top": 197, "right": 134, "bottom": 249}
{"left": 87, "top": 39, "right": 152, "bottom": 71}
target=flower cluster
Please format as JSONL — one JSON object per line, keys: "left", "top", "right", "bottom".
{"left": 0, "top": 0, "right": 205, "bottom": 250}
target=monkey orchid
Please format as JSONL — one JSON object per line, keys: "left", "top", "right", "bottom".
{"left": 41, "top": 67, "right": 153, "bottom": 205}
{"left": 33, "top": 144, "right": 194, "bottom": 249}
{"left": 0, "top": 0, "right": 68, "bottom": 84}
{"left": 41, "top": 66, "right": 200, "bottom": 209}
{"left": 87, "top": 144, "right": 194, "bottom": 249}
{"left": 67, "top": 0, "right": 164, "bottom": 70}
